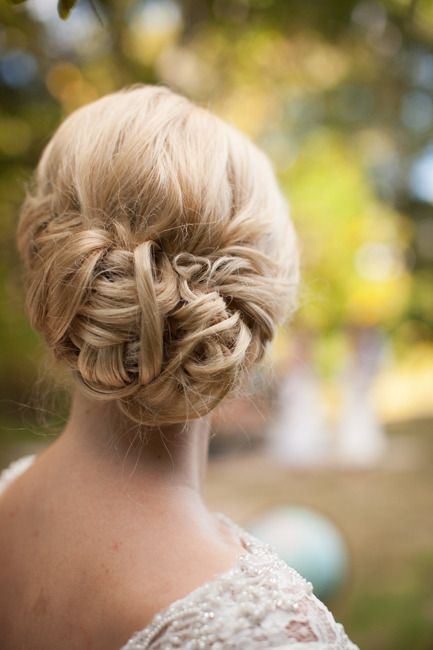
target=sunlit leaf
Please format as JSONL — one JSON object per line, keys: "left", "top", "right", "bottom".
{"left": 57, "top": 0, "right": 77, "bottom": 20}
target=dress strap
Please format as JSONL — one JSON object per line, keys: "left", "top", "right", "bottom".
{"left": 212, "top": 510, "right": 268, "bottom": 554}
{"left": 0, "top": 454, "right": 36, "bottom": 496}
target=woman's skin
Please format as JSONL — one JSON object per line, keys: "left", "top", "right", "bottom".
{"left": 0, "top": 391, "right": 246, "bottom": 650}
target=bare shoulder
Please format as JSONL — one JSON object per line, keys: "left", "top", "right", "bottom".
{"left": 0, "top": 458, "right": 245, "bottom": 650}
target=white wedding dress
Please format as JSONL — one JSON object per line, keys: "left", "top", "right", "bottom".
{"left": 0, "top": 455, "right": 359, "bottom": 650}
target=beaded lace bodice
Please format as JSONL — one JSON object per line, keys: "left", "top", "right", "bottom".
{"left": 0, "top": 455, "right": 359, "bottom": 649}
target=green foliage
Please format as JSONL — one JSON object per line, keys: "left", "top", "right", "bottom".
{"left": 8, "top": 0, "right": 78, "bottom": 18}
{"left": 57, "top": 0, "right": 78, "bottom": 20}
{"left": 1, "top": 0, "right": 432, "bottom": 388}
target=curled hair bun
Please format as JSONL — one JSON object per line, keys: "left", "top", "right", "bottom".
{"left": 17, "top": 84, "right": 299, "bottom": 426}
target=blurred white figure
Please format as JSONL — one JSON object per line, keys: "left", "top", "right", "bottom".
{"left": 268, "top": 332, "right": 331, "bottom": 467}
{"left": 335, "top": 326, "right": 388, "bottom": 467}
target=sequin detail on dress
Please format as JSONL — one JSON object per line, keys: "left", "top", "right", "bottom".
{"left": 120, "top": 512, "right": 359, "bottom": 649}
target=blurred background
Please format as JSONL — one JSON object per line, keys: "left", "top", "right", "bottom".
{"left": 1, "top": 0, "right": 433, "bottom": 648}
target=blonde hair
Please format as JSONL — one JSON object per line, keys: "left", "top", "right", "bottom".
{"left": 16, "top": 84, "right": 299, "bottom": 427}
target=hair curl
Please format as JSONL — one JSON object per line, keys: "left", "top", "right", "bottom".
{"left": 16, "top": 84, "right": 299, "bottom": 426}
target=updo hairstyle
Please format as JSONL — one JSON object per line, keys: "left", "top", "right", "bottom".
{"left": 16, "top": 84, "right": 299, "bottom": 427}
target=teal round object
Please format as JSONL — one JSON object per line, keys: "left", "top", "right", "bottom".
{"left": 247, "top": 506, "right": 349, "bottom": 601}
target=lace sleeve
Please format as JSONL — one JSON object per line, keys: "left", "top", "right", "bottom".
{"left": 122, "top": 531, "right": 360, "bottom": 650}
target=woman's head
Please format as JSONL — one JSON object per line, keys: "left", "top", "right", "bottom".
{"left": 17, "top": 84, "right": 299, "bottom": 427}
